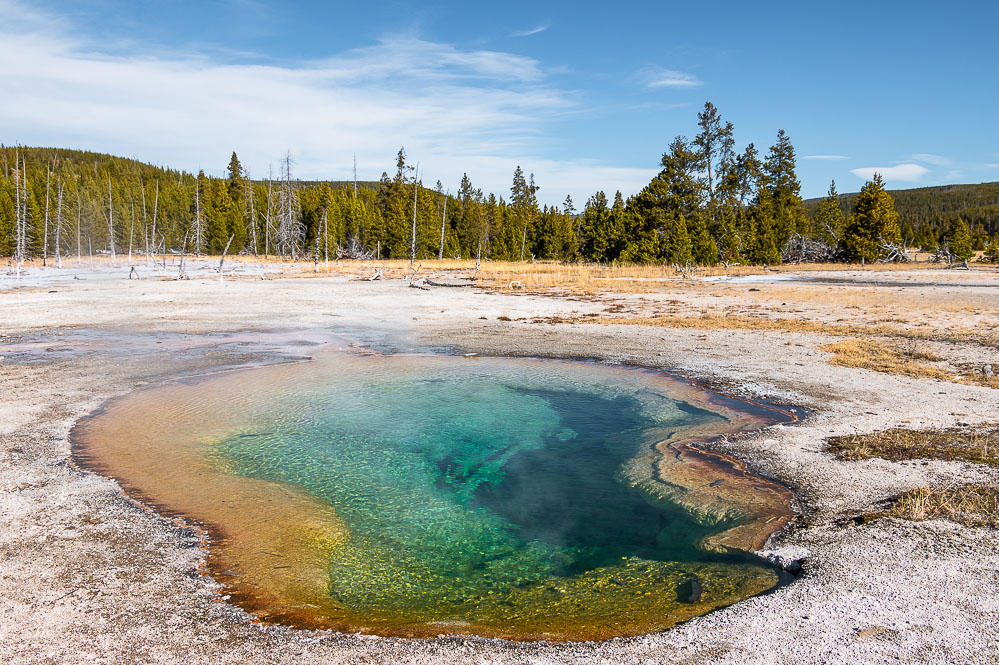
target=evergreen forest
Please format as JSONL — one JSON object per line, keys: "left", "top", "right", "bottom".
{"left": 3, "top": 103, "right": 996, "bottom": 267}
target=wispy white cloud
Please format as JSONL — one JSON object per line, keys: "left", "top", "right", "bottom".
{"left": 986, "top": 163, "right": 999, "bottom": 168}
{"left": 643, "top": 67, "right": 703, "bottom": 88}
{"left": 0, "top": 1, "right": 649, "bottom": 204}
{"left": 850, "top": 164, "right": 929, "bottom": 182}
{"left": 510, "top": 25, "right": 547, "bottom": 38}
{"left": 907, "top": 153, "right": 953, "bottom": 167}
{"left": 803, "top": 155, "right": 849, "bottom": 161}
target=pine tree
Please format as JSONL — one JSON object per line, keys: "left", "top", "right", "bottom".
{"left": 983, "top": 236, "right": 999, "bottom": 263}
{"left": 746, "top": 186, "right": 781, "bottom": 265}
{"left": 509, "top": 167, "right": 538, "bottom": 261}
{"left": 815, "top": 180, "right": 846, "bottom": 247}
{"left": 688, "top": 214, "right": 718, "bottom": 264}
{"left": 843, "top": 174, "right": 902, "bottom": 262}
{"left": 693, "top": 101, "right": 734, "bottom": 210}
{"left": 948, "top": 218, "right": 974, "bottom": 262}
{"left": 764, "top": 129, "right": 806, "bottom": 247}
{"left": 662, "top": 210, "right": 692, "bottom": 265}
{"left": 226, "top": 152, "right": 243, "bottom": 200}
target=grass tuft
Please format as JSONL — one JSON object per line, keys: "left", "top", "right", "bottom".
{"left": 879, "top": 485, "right": 999, "bottom": 529}
{"left": 818, "top": 339, "right": 952, "bottom": 380}
{"left": 827, "top": 425, "right": 999, "bottom": 466}
{"left": 592, "top": 315, "right": 999, "bottom": 349}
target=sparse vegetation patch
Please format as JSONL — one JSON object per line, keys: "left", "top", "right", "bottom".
{"left": 827, "top": 425, "right": 999, "bottom": 466}
{"left": 876, "top": 485, "right": 999, "bottom": 529}
{"left": 819, "top": 339, "right": 951, "bottom": 380}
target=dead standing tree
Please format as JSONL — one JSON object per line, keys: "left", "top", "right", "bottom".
{"left": 244, "top": 170, "right": 258, "bottom": 257}
{"left": 106, "top": 174, "right": 117, "bottom": 263}
{"left": 437, "top": 189, "right": 448, "bottom": 260}
{"left": 193, "top": 172, "right": 204, "bottom": 255}
{"left": 410, "top": 163, "right": 420, "bottom": 269}
{"left": 12, "top": 151, "right": 24, "bottom": 277}
{"left": 42, "top": 162, "right": 50, "bottom": 266}
{"left": 264, "top": 167, "right": 274, "bottom": 259}
{"left": 54, "top": 178, "right": 64, "bottom": 268}
{"left": 276, "top": 152, "right": 303, "bottom": 259}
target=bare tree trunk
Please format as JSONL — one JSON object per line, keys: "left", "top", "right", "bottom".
{"left": 246, "top": 175, "right": 258, "bottom": 257}
{"left": 21, "top": 156, "right": 29, "bottom": 273}
{"left": 55, "top": 180, "right": 63, "bottom": 268}
{"left": 140, "top": 177, "right": 149, "bottom": 262}
{"left": 277, "top": 152, "right": 300, "bottom": 259}
{"left": 437, "top": 191, "right": 447, "bottom": 260}
{"left": 218, "top": 234, "right": 234, "bottom": 281}
{"left": 322, "top": 206, "right": 329, "bottom": 270}
{"left": 265, "top": 175, "right": 273, "bottom": 260}
{"left": 410, "top": 164, "right": 419, "bottom": 267}
{"left": 43, "top": 164, "right": 50, "bottom": 267}
{"left": 128, "top": 196, "right": 135, "bottom": 263}
{"left": 178, "top": 232, "right": 189, "bottom": 279}
{"left": 313, "top": 224, "right": 320, "bottom": 273}
{"left": 520, "top": 225, "right": 527, "bottom": 262}
{"left": 76, "top": 189, "right": 82, "bottom": 266}
{"left": 353, "top": 154, "right": 358, "bottom": 199}
{"left": 107, "top": 174, "right": 117, "bottom": 263}
{"left": 151, "top": 181, "right": 159, "bottom": 267}
{"left": 13, "top": 150, "right": 21, "bottom": 277}
{"left": 194, "top": 176, "right": 202, "bottom": 256}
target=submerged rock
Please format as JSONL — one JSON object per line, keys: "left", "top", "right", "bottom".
{"left": 676, "top": 576, "right": 702, "bottom": 603}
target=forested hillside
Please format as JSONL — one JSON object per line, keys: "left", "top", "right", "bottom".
{"left": 805, "top": 181, "right": 999, "bottom": 248}
{"left": 3, "top": 104, "right": 996, "bottom": 267}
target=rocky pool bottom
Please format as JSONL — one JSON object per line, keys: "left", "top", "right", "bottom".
{"left": 72, "top": 348, "right": 796, "bottom": 641}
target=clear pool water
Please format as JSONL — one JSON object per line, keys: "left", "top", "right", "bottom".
{"left": 74, "top": 350, "right": 793, "bottom": 640}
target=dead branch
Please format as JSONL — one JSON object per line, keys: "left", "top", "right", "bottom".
{"left": 217, "top": 234, "right": 235, "bottom": 278}
{"left": 671, "top": 262, "right": 697, "bottom": 279}
{"left": 335, "top": 236, "right": 374, "bottom": 260}
{"left": 781, "top": 233, "right": 839, "bottom": 264}
{"left": 875, "top": 239, "right": 911, "bottom": 264}
{"left": 425, "top": 278, "right": 476, "bottom": 288}
{"left": 177, "top": 231, "right": 189, "bottom": 280}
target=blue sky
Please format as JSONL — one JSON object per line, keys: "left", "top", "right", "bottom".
{"left": 2, "top": 0, "right": 997, "bottom": 205}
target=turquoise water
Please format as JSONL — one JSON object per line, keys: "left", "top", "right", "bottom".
{"left": 209, "top": 357, "right": 745, "bottom": 621}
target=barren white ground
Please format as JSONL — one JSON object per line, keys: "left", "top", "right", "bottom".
{"left": 2, "top": 263, "right": 998, "bottom": 665}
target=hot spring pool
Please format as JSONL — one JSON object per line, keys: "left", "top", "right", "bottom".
{"left": 73, "top": 348, "right": 795, "bottom": 640}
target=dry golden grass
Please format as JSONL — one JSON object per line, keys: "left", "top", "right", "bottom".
{"left": 880, "top": 485, "right": 999, "bottom": 528}
{"left": 956, "top": 366, "right": 999, "bottom": 389}
{"left": 586, "top": 314, "right": 999, "bottom": 348}
{"left": 817, "top": 340, "right": 999, "bottom": 388}
{"left": 230, "top": 258, "right": 955, "bottom": 296}
{"left": 819, "top": 339, "right": 952, "bottom": 380}
{"left": 740, "top": 283, "right": 998, "bottom": 317}
{"left": 470, "top": 261, "right": 953, "bottom": 295}
{"left": 827, "top": 425, "right": 999, "bottom": 466}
